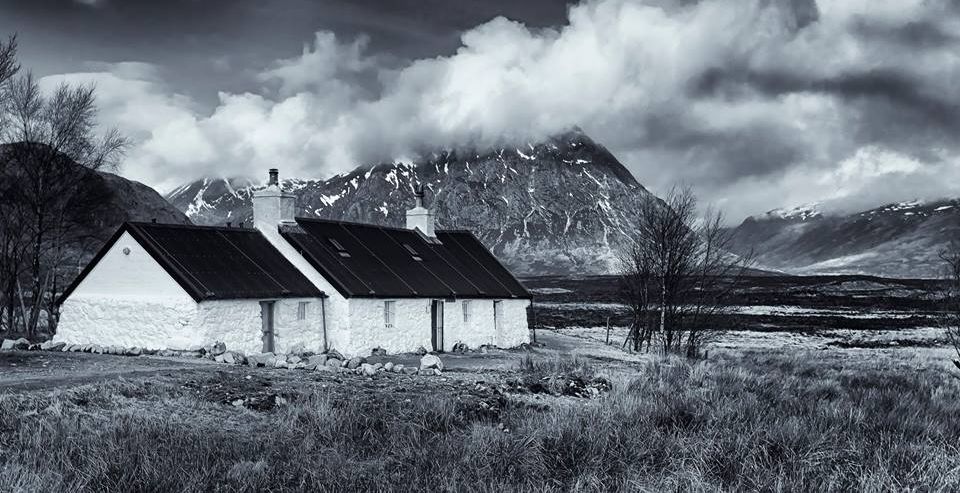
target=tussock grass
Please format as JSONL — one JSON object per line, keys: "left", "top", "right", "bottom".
{"left": 2, "top": 353, "right": 960, "bottom": 491}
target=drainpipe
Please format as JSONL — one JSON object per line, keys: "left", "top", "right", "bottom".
{"left": 320, "top": 294, "right": 328, "bottom": 352}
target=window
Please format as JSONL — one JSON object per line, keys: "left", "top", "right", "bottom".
{"left": 462, "top": 300, "right": 471, "bottom": 324}
{"left": 328, "top": 238, "right": 351, "bottom": 258}
{"left": 384, "top": 300, "right": 396, "bottom": 328}
{"left": 403, "top": 243, "right": 422, "bottom": 261}
{"left": 297, "top": 301, "right": 309, "bottom": 320}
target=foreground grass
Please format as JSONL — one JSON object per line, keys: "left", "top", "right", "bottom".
{"left": 2, "top": 351, "right": 960, "bottom": 491}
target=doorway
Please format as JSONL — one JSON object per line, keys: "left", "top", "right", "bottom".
{"left": 431, "top": 300, "right": 444, "bottom": 352}
{"left": 260, "top": 300, "right": 276, "bottom": 353}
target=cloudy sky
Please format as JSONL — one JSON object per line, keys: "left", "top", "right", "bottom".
{"left": 2, "top": 0, "right": 959, "bottom": 222}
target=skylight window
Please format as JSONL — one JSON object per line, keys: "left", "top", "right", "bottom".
{"left": 403, "top": 243, "right": 422, "bottom": 261}
{"left": 328, "top": 238, "right": 351, "bottom": 257}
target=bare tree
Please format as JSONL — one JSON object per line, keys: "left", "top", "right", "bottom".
{"left": 939, "top": 241, "right": 960, "bottom": 370}
{"left": 619, "top": 186, "right": 754, "bottom": 357}
{"left": 0, "top": 37, "right": 127, "bottom": 337}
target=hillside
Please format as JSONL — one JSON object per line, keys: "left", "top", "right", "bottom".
{"left": 167, "top": 130, "right": 653, "bottom": 275}
{"left": 729, "top": 200, "right": 960, "bottom": 278}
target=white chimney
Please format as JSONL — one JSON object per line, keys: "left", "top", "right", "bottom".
{"left": 406, "top": 185, "right": 435, "bottom": 237}
{"left": 253, "top": 168, "right": 297, "bottom": 232}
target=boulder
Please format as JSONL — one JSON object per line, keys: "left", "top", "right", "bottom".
{"left": 419, "top": 354, "right": 443, "bottom": 371}
{"left": 248, "top": 352, "right": 276, "bottom": 367}
{"left": 325, "top": 349, "right": 344, "bottom": 360}
{"left": 401, "top": 366, "right": 418, "bottom": 375}
{"left": 222, "top": 352, "right": 244, "bottom": 365}
{"left": 0, "top": 339, "right": 15, "bottom": 350}
{"left": 415, "top": 346, "right": 428, "bottom": 356}
{"left": 306, "top": 354, "right": 328, "bottom": 368}
{"left": 392, "top": 364, "right": 404, "bottom": 373}
{"left": 40, "top": 341, "right": 66, "bottom": 352}
{"left": 287, "top": 355, "right": 302, "bottom": 365}
{"left": 315, "top": 365, "right": 335, "bottom": 373}
{"left": 13, "top": 338, "right": 30, "bottom": 350}
{"left": 213, "top": 354, "right": 226, "bottom": 363}
{"left": 384, "top": 362, "right": 394, "bottom": 372}
{"left": 359, "top": 363, "right": 377, "bottom": 376}
{"left": 346, "top": 356, "right": 365, "bottom": 370}
{"left": 371, "top": 363, "right": 384, "bottom": 372}
{"left": 125, "top": 347, "right": 142, "bottom": 356}
{"left": 274, "top": 359, "right": 289, "bottom": 369}
{"left": 210, "top": 341, "right": 227, "bottom": 356}
{"left": 325, "top": 358, "right": 342, "bottom": 368}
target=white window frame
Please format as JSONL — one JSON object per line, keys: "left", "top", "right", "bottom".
{"left": 462, "top": 300, "right": 471, "bottom": 325}
{"left": 384, "top": 300, "right": 396, "bottom": 328}
{"left": 297, "top": 301, "right": 309, "bottom": 321}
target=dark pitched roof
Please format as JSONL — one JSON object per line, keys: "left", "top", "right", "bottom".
{"left": 60, "top": 222, "right": 324, "bottom": 303}
{"left": 280, "top": 218, "right": 530, "bottom": 299}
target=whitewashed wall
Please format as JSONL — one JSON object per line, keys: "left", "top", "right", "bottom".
{"left": 197, "top": 297, "right": 327, "bottom": 354}
{"left": 56, "top": 231, "right": 201, "bottom": 348}
{"left": 344, "top": 298, "right": 432, "bottom": 356}
{"left": 342, "top": 297, "right": 530, "bottom": 356}
{"left": 255, "top": 224, "right": 349, "bottom": 351}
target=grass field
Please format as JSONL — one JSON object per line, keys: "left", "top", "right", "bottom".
{"left": 2, "top": 346, "right": 959, "bottom": 492}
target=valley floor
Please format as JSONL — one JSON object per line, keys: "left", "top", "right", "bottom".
{"left": 1, "top": 327, "right": 959, "bottom": 491}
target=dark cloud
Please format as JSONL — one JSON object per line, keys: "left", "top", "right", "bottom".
{"left": 7, "top": 0, "right": 960, "bottom": 221}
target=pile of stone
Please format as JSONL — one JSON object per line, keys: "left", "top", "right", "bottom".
{"left": 2, "top": 337, "right": 448, "bottom": 378}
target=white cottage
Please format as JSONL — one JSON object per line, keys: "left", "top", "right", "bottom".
{"left": 55, "top": 169, "right": 532, "bottom": 356}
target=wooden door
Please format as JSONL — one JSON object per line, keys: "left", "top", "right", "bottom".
{"left": 260, "top": 300, "right": 275, "bottom": 353}
{"left": 431, "top": 300, "right": 444, "bottom": 352}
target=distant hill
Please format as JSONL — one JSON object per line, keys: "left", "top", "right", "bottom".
{"left": 0, "top": 143, "right": 190, "bottom": 287}
{"left": 728, "top": 200, "right": 960, "bottom": 278}
{"left": 166, "top": 130, "right": 656, "bottom": 275}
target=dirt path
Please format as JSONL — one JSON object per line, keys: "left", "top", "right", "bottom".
{"left": 0, "top": 331, "right": 645, "bottom": 393}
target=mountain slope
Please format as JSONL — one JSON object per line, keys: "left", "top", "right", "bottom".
{"left": 729, "top": 200, "right": 960, "bottom": 278}
{"left": 167, "top": 130, "right": 652, "bottom": 275}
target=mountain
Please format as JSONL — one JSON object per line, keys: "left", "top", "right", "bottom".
{"left": 728, "top": 199, "right": 960, "bottom": 278}
{"left": 166, "top": 130, "right": 653, "bottom": 275}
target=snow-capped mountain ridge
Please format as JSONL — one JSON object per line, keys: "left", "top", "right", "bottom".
{"left": 166, "top": 130, "right": 651, "bottom": 275}
{"left": 729, "top": 197, "right": 960, "bottom": 278}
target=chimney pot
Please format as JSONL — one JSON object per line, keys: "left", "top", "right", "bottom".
{"left": 151, "top": 218, "right": 157, "bottom": 223}
{"left": 268, "top": 168, "right": 279, "bottom": 186}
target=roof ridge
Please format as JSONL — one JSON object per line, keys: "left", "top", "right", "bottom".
{"left": 295, "top": 216, "right": 416, "bottom": 233}
{"left": 127, "top": 221, "right": 257, "bottom": 232}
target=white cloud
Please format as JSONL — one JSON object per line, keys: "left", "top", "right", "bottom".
{"left": 39, "top": 0, "right": 960, "bottom": 220}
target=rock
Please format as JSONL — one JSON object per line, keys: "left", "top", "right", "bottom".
{"left": 325, "top": 358, "right": 342, "bottom": 368}
{"left": 222, "top": 352, "right": 244, "bottom": 365}
{"left": 294, "top": 362, "right": 307, "bottom": 370}
{"left": 346, "top": 356, "right": 366, "bottom": 369}
{"left": 287, "top": 355, "right": 302, "bottom": 365}
{"left": 0, "top": 339, "right": 15, "bottom": 350}
{"left": 392, "top": 364, "right": 404, "bottom": 373}
{"left": 415, "top": 346, "right": 428, "bottom": 356}
{"left": 360, "top": 363, "right": 377, "bottom": 376}
{"left": 70, "top": 344, "right": 83, "bottom": 352}
{"left": 92, "top": 345, "right": 104, "bottom": 354}
{"left": 325, "top": 349, "right": 344, "bottom": 360}
{"left": 306, "top": 354, "right": 327, "bottom": 368}
{"left": 315, "top": 365, "right": 334, "bottom": 373}
{"left": 371, "top": 347, "right": 387, "bottom": 357}
{"left": 341, "top": 359, "right": 349, "bottom": 368}
{"left": 384, "top": 362, "right": 394, "bottom": 372}
{"left": 213, "top": 354, "right": 226, "bottom": 363}
{"left": 125, "top": 347, "right": 142, "bottom": 356}
{"left": 274, "top": 359, "right": 289, "bottom": 369}
{"left": 40, "top": 341, "right": 66, "bottom": 352}
{"left": 417, "top": 369, "right": 436, "bottom": 376}
{"left": 210, "top": 341, "right": 227, "bottom": 356}
{"left": 248, "top": 352, "right": 276, "bottom": 367}
{"left": 419, "top": 354, "right": 443, "bottom": 371}
{"left": 401, "top": 366, "right": 418, "bottom": 375}
{"left": 13, "top": 338, "right": 30, "bottom": 350}
{"left": 452, "top": 342, "right": 468, "bottom": 353}
{"left": 27, "top": 343, "right": 41, "bottom": 351}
